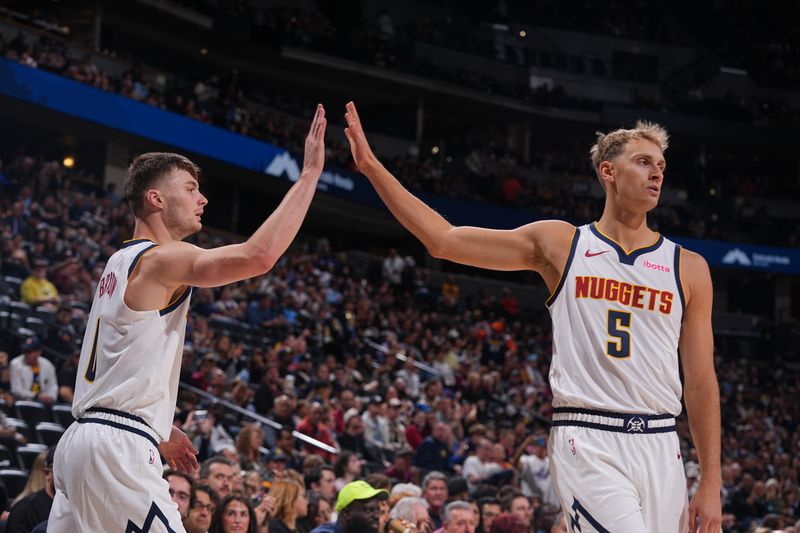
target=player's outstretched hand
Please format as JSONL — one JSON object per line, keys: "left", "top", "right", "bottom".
{"left": 688, "top": 483, "right": 722, "bottom": 533}
{"left": 302, "top": 103, "right": 327, "bottom": 177}
{"left": 344, "top": 101, "right": 378, "bottom": 173}
{"left": 159, "top": 426, "right": 199, "bottom": 474}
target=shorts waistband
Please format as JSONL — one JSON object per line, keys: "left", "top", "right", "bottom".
{"left": 551, "top": 407, "right": 676, "bottom": 434}
{"left": 77, "top": 407, "right": 161, "bottom": 447}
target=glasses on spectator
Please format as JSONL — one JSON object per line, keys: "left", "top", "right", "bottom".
{"left": 192, "top": 501, "right": 216, "bottom": 513}
{"left": 169, "top": 488, "right": 191, "bottom": 502}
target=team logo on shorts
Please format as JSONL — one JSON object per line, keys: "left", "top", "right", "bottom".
{"left": 626, "top": 417, "right": 645, "bottom": 432}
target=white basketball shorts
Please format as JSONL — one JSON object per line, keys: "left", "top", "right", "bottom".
{"left": 548, "top": 408, "right": 688, "bottom": 533}
{"left": 47, "top": 408, "right": 185, "bottom": 532}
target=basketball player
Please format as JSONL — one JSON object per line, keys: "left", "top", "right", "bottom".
{"left": 343, "top": 102, "right": 720, "bottom": 533}
{"left": 47, "top": 104, "right": 328, "bottom": 532}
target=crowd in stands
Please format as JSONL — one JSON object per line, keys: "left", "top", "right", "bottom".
{"left": 2, "top": 11, "right": 799, "bottom": 248}
{"left": 0, "top": 142, "right": 798, "bottom": 532}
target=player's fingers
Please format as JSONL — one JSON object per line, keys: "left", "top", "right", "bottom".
{"left": 316, "top": 117, "right": 327, "bottom": 139}
{"left": 344, "top": 127, "right": 353, "bottom": 143}
{"left": 688, "top": 508, "right": 698, "bottom": 533}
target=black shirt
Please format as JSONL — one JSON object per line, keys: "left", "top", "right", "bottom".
{"left": 6, "top": 489, "right": 53, "bottom": 533}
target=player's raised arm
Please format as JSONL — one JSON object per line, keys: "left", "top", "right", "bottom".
{"left": 146, "top": 104, "right": 327, "bottom": 289}
{"left": 679, "top": 249, "right": 722, "bottom": 533}
{"left": 344, "top": 101, "right": 571, "bottom": 273}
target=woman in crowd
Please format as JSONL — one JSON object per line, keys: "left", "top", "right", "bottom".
{"left": 267, "top": 479, "right": 309, "bottom": 533}
{"left": 333, "top": 451, "right": 361, "bottom": 491}
{"left": 296, "top": 490, "right": 331, "bottom": 532}
{"left": 237, "top": 423, "right": 266, "bottom": 474}
{"left": 210, "top": 494, "right": 259, "bottom": 533}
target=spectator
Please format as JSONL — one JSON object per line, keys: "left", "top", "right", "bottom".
{"left": 263, "top": 396, "right": 298, "bottom": 448}
{"left": 478, "top": 498, "right": 501, "bottom": 533}
{"left": 501, "top": 494, "right": 533, "bottom": 533}
{"left": 414, "top": 423, "right": 453, "bottom": 474}
{"left": 236, "top": 423, "right": 266, "bottom": 473}
{"left": 549, "top": 511, "right": 568, "bottom": 533}
{"left": 513, "top": 435, "right": 557, "bottom": 505}
{"left": 56, "top": 349, "right": 80, "bottom": 403}
{"left": 310, "top": 480, "right": 388, "bottom": 533}
{"left": 165, "top": 469, "right": 195, "bottom": 519}
{"left": 20, "top": 259, "right": 59, "bottom": 307}
{"left": 382, "top": 249, "right": 405, "bottom": 287}
{"left": 338, "top": 410, "right": 385, "bottom": 466}
{"left": 305, "top": 466, "right": 337, "bottom": 503}
{"left": 6, "top": 446, "right": 55, "bottom": 533}
{"left": 210, "top": 494, "right": 258, "bottom": 533}
{"left": 296, "top": 402, "right": 337, "bottom": 462}
{"left": 274, "top": 427, "right": 305, "bottom": 472}
{"left": 384, "top": 449, "right": 415, "bottom": 484}
{"left": 268, "top": 479, "right": 309, "bottom": 533}
{"left": 422, "top": 472, "right": 449, "bottom": 529}
{"left": 201, "top": 457, "right": 237, "bottom": 500}
{"left": 10, "top": 337, "right": 58, "bottom": 405}
{"left": 333, "top": 452, "right": 362, "bottom": 492}
{"left": 298, "top": 490, "right": 332, "bottom": 532}
{"left": 388, "top": 496, "right": 432, "bottom": 532}
{"left": 361, "top": 396, "right": 389, "bottom": 448}
{"left": 185, "top": 484, "right": 217, "bottom": 533}
{"left": 462, "top": 439, "right": 501, "bottom": 492}
{"left": 439, "top": 501, "right": 477, "bottom": 533}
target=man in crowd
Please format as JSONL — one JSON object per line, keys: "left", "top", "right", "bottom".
{"left": 165, "top": 469, "right": 195, "bottom": 519}
{"left": 422, "top": 472, "right": 449, "bottom": 529}
{"left": 311, "top": 480, "right": 388, "bottom": 533}
{"left": 10, "top": 337, "right": 58, "bottom": 405}
{"left": 183, "top": 484, "right": 217, "bottom": 533}
{"left": 199, "top": 456, "right": 236, "bottom": 499}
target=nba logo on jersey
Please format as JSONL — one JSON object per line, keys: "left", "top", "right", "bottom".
{"left": 148, "top": 448, "right": 155, "bottom": 465}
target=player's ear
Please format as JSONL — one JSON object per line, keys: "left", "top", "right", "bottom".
{"left": 144, "top": 188, "right": 163, "bottom": 210}
{"left": 598, "top": 161, "right": 615, "bottom": 186}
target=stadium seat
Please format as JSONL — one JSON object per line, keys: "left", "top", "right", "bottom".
{"left": 52, "top": 404, "right": 75, "bottom": 429}
{"left": 24, "top": 317, "right": 48, "bottom": 338}
{"left": 8, "top": 301, "right": 32, "bottom": 315}
{"left": 14, "top": 401, "right": 51, "bottom": 428}
{"left": 0, "top": 444, "right": 14, "bottom": 468}
{"left": 35, "top": 422, "right": 64, "bottom": 447}
{"left": 4, "top": 418, "right": 30, "bottom": 442}
{"left": 16, "top": 443, "right": 47, "bottom": 471}
{"left": 0, "top": 469, "right": 30, "bottom": 500}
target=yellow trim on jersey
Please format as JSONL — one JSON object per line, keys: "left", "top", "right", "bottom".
{"left": 592, "top": 224, "right": 661, "bottom": 255}
{"left": 160, "top": 285, "right": 190, "bottom": 312}
{"left": 127, "top": 245, "right": 158, "bottom": 281}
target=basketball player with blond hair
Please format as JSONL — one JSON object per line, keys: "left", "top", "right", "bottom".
{"left": 344, "top": 101, "right": 720, "bottom": 532}
{"left": 46, "top": 105, "right": 327, "bottom": 532}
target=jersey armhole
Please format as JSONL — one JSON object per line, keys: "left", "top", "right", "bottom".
{"left": 674, "top": 245, "right": 686, "bottom": 311}
{"left": 545, "top": 227, "right": 580, "bottom": 308}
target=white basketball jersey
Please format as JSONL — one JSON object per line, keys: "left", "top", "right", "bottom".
{"left": 547, "top": 223, "right": 685, "bottom": 415}
{"left": 72, "top": 239, "right": 192, "bottom": 440}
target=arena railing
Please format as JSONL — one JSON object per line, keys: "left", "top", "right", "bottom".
{"left": 178, "top": 381, "right": 338, "bottom": 456}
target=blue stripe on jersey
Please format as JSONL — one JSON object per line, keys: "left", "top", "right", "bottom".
{"left": 674, "top": 245, "right": 686, "bottom": 311}
{"left": 127, "top": 243, "right": 159, "bottom": 279}
{"left": 159, "top": 286, "right": 192, "bottom": 316}
{"left": 125, "top": 501, "right": 180, "bottom": 533}
{"left": 121, "top": 238, "right": 155, "bottom": 249}
{"left": 590, "top": 223, "right": 664, "bottom": 266}
{"left": 545, "top": 227, "right": 580, "bottom": 308}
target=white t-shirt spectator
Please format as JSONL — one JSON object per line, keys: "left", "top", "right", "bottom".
{"left": 520, "top": 454, "right": 558, "bottom": 505}
{"left": 462, "top": 455, "right": 502, "bottom": 490}
{"left": 10, "top": 354, "right": 58, "bottom": 402}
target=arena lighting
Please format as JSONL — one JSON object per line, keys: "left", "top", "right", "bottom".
{"left": 519, "top": 30, "right": 527, "bottom": 38}
{"left": 62, "top": 156, "right": 75, "bottom": 168}
{"left": 200, "top": 48, "right": 208, "bottom": 55}
{"left": 431, "top": 146, "right": 440, "bottom": 154}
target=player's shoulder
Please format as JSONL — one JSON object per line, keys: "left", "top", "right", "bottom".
{"left": 678, "top": 247, "right": 710, "bottom": 273}
{"left": 521, "top": 219, "right": 575, "bottom": 241}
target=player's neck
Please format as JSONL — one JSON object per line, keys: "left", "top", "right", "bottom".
{"left": 596, "top": 209, "right": 656, "bottom": 251}
{"left": 131, "top": 216, "right": 179, "bottom": 245}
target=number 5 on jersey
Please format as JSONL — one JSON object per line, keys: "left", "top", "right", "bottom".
{"left": 84, "top": 318, "right": 100, "bottom": 382}
{"left": 606, "top": 309, "right": 631, "bottom": 358}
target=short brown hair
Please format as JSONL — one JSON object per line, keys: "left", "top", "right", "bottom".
{"left": 589, "top": 121, "right": 669, "bottom": 180}
{"left": 124, "top": 152, "right": 200, "bottom": 216}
